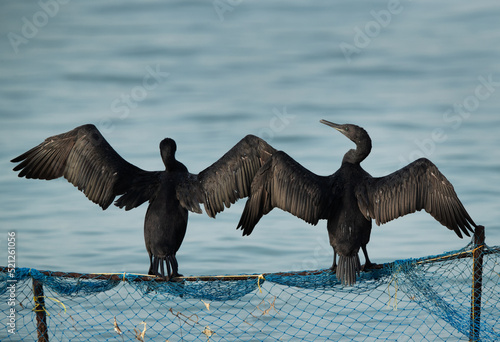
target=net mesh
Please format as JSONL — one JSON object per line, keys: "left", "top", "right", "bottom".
{"left": 1, "top": 242, "right": 499, "bottom": 341}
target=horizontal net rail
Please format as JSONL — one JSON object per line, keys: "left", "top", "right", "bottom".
{"left": 1, "top": 242, "right": 499, "bottom": 341}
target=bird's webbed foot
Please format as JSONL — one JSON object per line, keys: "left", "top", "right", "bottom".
{"left": 362, "top": 261, "right": 374, "bottom": 271}
{"left": 361, "top": 246, "right": 382, "bottom": 271}
{"left": 362, "top": 262, "right": 382, "bottom": 271}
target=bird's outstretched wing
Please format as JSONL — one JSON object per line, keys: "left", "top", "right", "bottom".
{"left": 11, "top": 124, "right": 159, "bottom": 210}
{"left": 355, "top": 158, "right": 476, "bottom": 238}
{"left": 237, "top": 151, "right": 334, "bottom": 236}
{"left": 176, "top": 135, "right": 276, "bottom": 217}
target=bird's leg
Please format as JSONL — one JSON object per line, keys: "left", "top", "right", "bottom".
{"left": 330, "top": 251, "right": 337, "bottom": 272}
{"left": 169, "top": 254, "right": 183, "bottom": 278}
{"left": 148, "top": 256, "right": 168, "bottom": 278}
{"left": 170, "top": 254, "right": 182, "bottom": 277}
{"left": 148, "top": 254, "right": 155, "bottom": 275}
{"left": 150, "top": 255, "right": 182, "bottom": 281}
{"left": 149, "top": 257, "right": 158, "bottom": 276}
{"left": 165, "top": 259, "right": 172, "bottom": 281}
{"left": 361, "top": 245, "right": 376, "bottom": 270}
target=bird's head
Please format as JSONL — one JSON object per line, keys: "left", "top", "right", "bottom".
{"left": 160, "top": 138, "right": 177, "bottom": 167}
{"left": 320, "top": 119, "right": 372, "bottom": 163}
{"left": 320, "top": 120, "right": 370, "bottom": 146}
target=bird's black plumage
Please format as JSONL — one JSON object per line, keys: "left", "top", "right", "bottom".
{"left": 237, "top": 120, "right": 477, "bottom": 285}
{"left": 11, "top": 124, "right": 276, "bottom": 279}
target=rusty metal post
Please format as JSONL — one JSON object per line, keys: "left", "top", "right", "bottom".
{"left": 469, "top": 225, "right": 485, "bottom": 342}
{"left": 33, "top": 278, "right": 49, "bottom": 342}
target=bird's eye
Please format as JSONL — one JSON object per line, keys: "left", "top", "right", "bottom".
{"left": 344, "top": 127, "right": 349, "bottom": 132}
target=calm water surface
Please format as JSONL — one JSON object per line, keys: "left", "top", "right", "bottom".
{"left": 0, "top": 1, "right": 499, "bottom": 278}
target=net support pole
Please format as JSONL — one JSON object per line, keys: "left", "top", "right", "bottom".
{"left": 33, "top": 278, "right": 49, "bottom": 342}
{"left": 469, "top": 225, "right": 485, "bottom": 342}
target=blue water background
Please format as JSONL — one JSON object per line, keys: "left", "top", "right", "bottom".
{"left": 0, "top": 0, "right": 499, "bottom": 277}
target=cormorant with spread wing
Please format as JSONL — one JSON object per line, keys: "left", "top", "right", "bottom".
{"left": 12, "top": 124, "right": 276, "bottom": 279}
{"left": 237, "top": 120, "right": 477, "bottom": 285}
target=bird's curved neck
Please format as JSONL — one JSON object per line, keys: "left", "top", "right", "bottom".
{"left": 342, "top": 139, "right": 371, "bottom": 165}
{"left": 163, "top": 155, "right": 177, "bottom": 172}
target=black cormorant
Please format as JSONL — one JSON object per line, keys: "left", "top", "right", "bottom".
{"left": 11, "top": 124, "right": 276, "bottom": 279}
{"left": 237, "top": 120, "right": 477, "bottom": 285}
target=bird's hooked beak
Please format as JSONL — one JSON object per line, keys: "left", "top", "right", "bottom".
{"left": 320, "top": 119, "right": 344, "bottom": 133}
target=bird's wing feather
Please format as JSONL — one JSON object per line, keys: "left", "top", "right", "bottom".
{"left": 176, "top": 135, "right": 276, "bottom": 217}
{"left": 175, "top": 173, "right": 204, "bottom": 214}
{"left": 237, "top": 151, "right": 333, "bottom": 235}
{"left": 355, "top": 158, "right": 476, "bottom": 238}
{"left": 114, "top": 171, "right": 162, "bottom": 211}
{"left": 11, "top": 124, "right": 157, "bottom": 210}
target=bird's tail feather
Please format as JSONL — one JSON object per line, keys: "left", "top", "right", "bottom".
{"left": 336, "top": 254, "right": 361, "bottom": 286}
